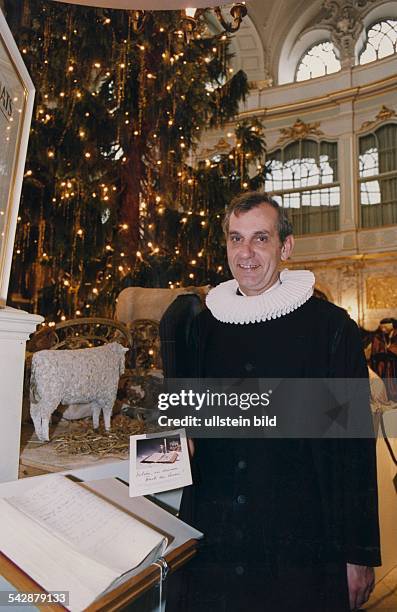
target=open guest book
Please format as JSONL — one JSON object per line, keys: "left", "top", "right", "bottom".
{"left": 0, "top": 475, "right": 170, "bottom": 611}
{"left": 141, "top": 451, "right": 179, "bottom": 464}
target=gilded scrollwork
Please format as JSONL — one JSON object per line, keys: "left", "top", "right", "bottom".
{"left": 200, "top": 137, "right": 233, "bottom": 159}
{"left": 277, "top": 118, "right": 324, "bottom": 144}
{"left": 360, "top": 106, "right": 397, "bottom": 131}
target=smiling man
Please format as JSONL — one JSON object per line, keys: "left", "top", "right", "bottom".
{"left": 167, "top": 192, "right": 380, "bottom": 612}
{"left": 225, "top": 198, "right": 294, "bottom": 296}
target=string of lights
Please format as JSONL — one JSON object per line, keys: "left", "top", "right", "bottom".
{"left": 7, "top": 0, "right": 265, "bottom": 325}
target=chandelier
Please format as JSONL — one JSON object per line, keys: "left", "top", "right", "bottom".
{"left": 52, "top": 2, "right": 248, "bottom": 34}
{"left": 182, "top": 4, "right": 247, "bottom": 35}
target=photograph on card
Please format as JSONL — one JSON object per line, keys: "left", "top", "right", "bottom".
{"left": 129, "top": 429, "right": 192, "bottom": 497}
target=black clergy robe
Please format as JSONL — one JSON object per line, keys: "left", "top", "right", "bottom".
{"left": 165, "top": 296, "right": 381, "bottom": 612}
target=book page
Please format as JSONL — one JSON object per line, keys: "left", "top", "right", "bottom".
{"left": 5, "top": 475, "right": 166, "bottom": 575}
{"left": 0, "top": 498, "right": 118, "bottom": 611}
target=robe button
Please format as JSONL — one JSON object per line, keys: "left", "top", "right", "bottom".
{"left": 236, "top": 494, "right": 247, "bottom": 505}
{"left": 237, "top": 460, "right": 247, "bottom": 470}
{"left": 244, "top": 362, "right": 254, "bottom": 372}
{"left": 235, "top": 565, "right": 245, "bottom": 576}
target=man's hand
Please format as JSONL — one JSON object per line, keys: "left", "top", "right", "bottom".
{"left": 346, "top": 563, "right": 375, "bottom": 610}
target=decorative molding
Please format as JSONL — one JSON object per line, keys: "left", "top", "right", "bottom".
{"left": 199, "top": 137, "right": 233, "bottom": 158}
{"left": 248, "top": 78, "right": 273, "bottom": 90}
{"left": 237, "top": 72, "right": 397, "bottom": 121}
{"left": 360, "top": 105, "right": 397, "bottom": 131}
{"left": 319, "top": 0, "right": 376, "bottom": 66}
{"left": 354, "top": 0, "right": 376, "bottom": 8}
{"left": 0, "top": 307, "right": 43, "bottom": 340}
{"left": 277, "top": 118, "right": 324, "bottom": 144}
{"left": 366, "top": 276, "right": 397, "bottom": 309}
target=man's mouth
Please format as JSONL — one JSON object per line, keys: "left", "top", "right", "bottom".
{"left": 238, "top": 264, "right": 260, "bottom": 270}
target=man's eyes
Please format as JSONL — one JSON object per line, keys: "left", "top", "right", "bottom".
{"left": 229, "top": 235, "right": 268, "bottom": 243}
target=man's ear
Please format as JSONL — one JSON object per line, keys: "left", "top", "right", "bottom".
{"left": 281, "top": 235, "right": 294, "bottom": 261}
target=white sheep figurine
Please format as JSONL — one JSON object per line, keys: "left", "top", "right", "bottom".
{"left": 30, "top": 342, "right": 128, "bottom": 442}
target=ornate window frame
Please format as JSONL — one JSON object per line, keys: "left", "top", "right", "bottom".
{"left": 357, "top": 17, "right": 397, "bottom": 64}
{"left": 294, "top": 39, "right": 341, "bottom": 82}
{"left": 278, "top": 23, "right": 333, "bottom": 84}
{"left": 357, "top": 116, "right": 397, "bottom": 229}
{"left": 354, "top": 0, "right": 397, "bottom": 64}
{"left": 264, "top": 134, "right": 340, "bottom": 236}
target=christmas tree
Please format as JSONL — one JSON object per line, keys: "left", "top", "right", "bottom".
{"left": 6, "top": 0, "right": 267, "bottom": 321}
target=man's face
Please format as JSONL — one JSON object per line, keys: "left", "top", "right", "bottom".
{"left": 380, "top": 322, "right": 393, "bottom": 334}
{"left": 226, "top": 204, "right": 294, "bottom": 296}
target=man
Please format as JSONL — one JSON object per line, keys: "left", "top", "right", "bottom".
{"left": 166, "top": 192, "right": 380, "bottom": 612}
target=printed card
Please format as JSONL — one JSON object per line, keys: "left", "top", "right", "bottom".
{"left": 129, "top": 429, "right": 192, "bottom": 497}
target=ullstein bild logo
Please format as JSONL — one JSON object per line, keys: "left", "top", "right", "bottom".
{"left": 0, "top": 76, "right": 13, "bottom": 121}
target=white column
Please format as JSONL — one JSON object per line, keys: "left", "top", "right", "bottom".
{"left": 338, "top": 99, "right": 359, "bottom": 234}
{"left": 0, "top": 307, "right": 43, "bottom": 483}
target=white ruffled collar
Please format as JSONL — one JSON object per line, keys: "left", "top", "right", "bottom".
{"left": 206, "top": 269, "right": 315, "bottom": 324}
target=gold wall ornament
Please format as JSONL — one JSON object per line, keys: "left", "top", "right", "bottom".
{"left": 366, "top": 276, "right": 397, "bottom": 310}
{"left": 360, "top": 106, "right": 397, "bottom": 131}
{"left": 277, "top": 118, "right": 324, "bottom": 144}
{"left": 200, "top": 137, "right": 233, "bottom": 159}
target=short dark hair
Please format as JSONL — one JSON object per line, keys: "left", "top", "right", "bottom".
{"left": 222, "top": 191, "right": 293, "bottom": 243}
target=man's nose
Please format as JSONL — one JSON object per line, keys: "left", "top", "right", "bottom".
{"left": 238, "top": 242, "right": 255, "bottom": 258}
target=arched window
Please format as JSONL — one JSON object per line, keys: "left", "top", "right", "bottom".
{"left": 264, "top": 139, "right": 339, "bottom": 235}
{"left": 295, "top": 41, "right": 341, "bottom": 82}
{"left": 359, "top": 19, "right": 397, "bottom": 64}
{"left": 359, "top": 124, "right": 397, "bottom": 227}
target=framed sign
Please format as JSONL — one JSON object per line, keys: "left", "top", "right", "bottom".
{"left": 0, "top": 8, "right": 35, "bottom": 307}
